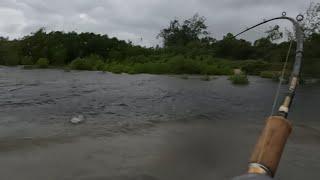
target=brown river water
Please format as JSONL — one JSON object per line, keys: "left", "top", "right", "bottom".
{"left": 0, "top": 66, "right": 319, "bottom": 180}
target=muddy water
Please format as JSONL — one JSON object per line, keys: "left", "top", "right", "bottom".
{"left": 0, "top": 66, "right": 319, "bottom": 180}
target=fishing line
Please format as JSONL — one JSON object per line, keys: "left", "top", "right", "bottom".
{"left": 234, "top": 13, "right": 304, "bottom": 118}
{"left": 232, "top": 13, "right": 304, "bottom": 179}
{"left": 270, "top": 40, "right": 293, "bottom": 116}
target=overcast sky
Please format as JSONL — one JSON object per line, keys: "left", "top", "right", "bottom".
{"left": 0, "top": 0, "right": 313, "bottom": 47}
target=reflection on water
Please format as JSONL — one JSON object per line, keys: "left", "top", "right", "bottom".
{"left": 0, "top": 66, "right": 319, "bottom": 180}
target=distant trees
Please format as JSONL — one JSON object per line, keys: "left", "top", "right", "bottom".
{"left": 158, "top": 14, "right": 213, "bottom": 48}
{"left": 265, "top": 25, "right": 283, "bottom": 41}
{"left": 157, "top": 15, "right": 273, "bottom": 60}
{"left": 214, "top": 33, "right": 254, "bottom": 60}
{"left": 302, "top": 2, "right": 320, "bottom": 37}
{"left": 0, "top": 9, "right": 319, "bottom": 77}
{"left": 49, "top": 45, "right": 67, "bottom": 65}
{"left": 0, "top": 39, "right": 20, "bottom": 66}
{"left": 0, "top": 29, "right": 153, "bottom": 66}
{"left": 156, "top": 12, "right": 320, "bottom": 77}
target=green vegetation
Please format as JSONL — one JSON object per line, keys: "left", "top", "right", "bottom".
{"left": 302, "top": 59, "right": 320, "bottom": 78}
{"left": 70, "top": 55, "right": 104, "bottom": 71}
{"left": 20, "top": 56, "right": 34, "bottom": 65}
{"left": 70, "top": 58, "right": 91, "bottom": 70}
{"left": 0, "top": 3, "right": 319, "bottom": 78}
{"left": 260, "top": 71, "right": 280, "bottom": 79}
{"left": 229, "top": 74, "right": 249, "bottom": 85}
{"left": 260, "top": 70, "right": 292, "bottom": 82}
{"left": 35, "top": 58, "right": 49, "bottom": 68}
{"left": 240, "top": 60, "right": 270, "bottom": 75}
{"left": 101, "top": 56, "right": 234, "bottom": 75}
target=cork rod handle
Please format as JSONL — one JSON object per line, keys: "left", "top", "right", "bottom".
{"left": 248, "top": 116, "right": 292, "bottom": 177}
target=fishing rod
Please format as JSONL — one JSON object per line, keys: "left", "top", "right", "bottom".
{"left": 232, "top": 12, "right": 304, "bottom": 180}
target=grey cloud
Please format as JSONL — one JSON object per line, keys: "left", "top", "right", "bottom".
{"left": 0, "top": 0, "right": 312, "bottom": 47}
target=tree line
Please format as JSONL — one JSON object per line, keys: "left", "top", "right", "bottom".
{"left": 0, "top": 3, "right": 319, "bottom": 77}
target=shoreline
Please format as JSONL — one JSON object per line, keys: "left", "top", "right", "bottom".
{"left": 1, "top": 65, "right": 319, "bottom": 84}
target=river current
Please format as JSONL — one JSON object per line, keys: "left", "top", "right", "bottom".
{"left": 0, "top": 66, "right": 319, "bottom": 180}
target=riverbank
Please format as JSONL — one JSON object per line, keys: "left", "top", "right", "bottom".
{"left": 10, "top": 63, "right": 319, "bottom": 85}
{"left": 3, "top": 55, "right": 292, "bottom": 76}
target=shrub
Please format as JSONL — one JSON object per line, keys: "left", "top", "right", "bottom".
{"left": 179, "top": 58, "right": 203, "bottom": 74}
{"left": 68, "top": 55, "right": 275, "bottom": 76}
{"left": 302, "top": 59, "right": 320, "bottom": 78}
{"left": 86, "top": 54, "right": 105, "bottom": 71}
{"left": 102, "top": 56, "right": 235, "bottom": 75}
{"left": 70, "top": 58, "right": 91, "bottom": 70}
{"left": 126, "top": 55, "right": 151, "bottom": 63}
{"left": 104, "top": 63, "right": 130, "bottom": 74}
{"left": 36, "top": 58, "right": 49, "bottom": 68}
{"left": 3, "top": 53, "right": 20, "bottom": 66}
{"left": 166, "top": 55, "right": 186, "bottom": 73}
{"left": 20, "top": 56, "right": 34, "bottom": 65}
{"left": 202, "top": 65, "right": 233, "bottom": 75}
{"left": 93, "top": 59, "right": 105, "bottom": 71}
{"left": 132, "top": 62, "right": 170, "bottom": 74}
{"left": 229, "top": 74, "right": 249, "bottom": 85}
{"left": 70, "top": 54, "right": 105, "bottom": 71}
{"left": 165, "top": 56, "right": 215, "bottom": 74}
{"left": 240, "top": 60, "right": 269, "bottom": 75}
{"left": 70, "top": 58, "right": 92, "bottom": 70}
{"left": 101, "top": 56, "right": 237, "bottom": 75}
{"left": 50, "top": 46, "right": 67, "bottom": 65}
